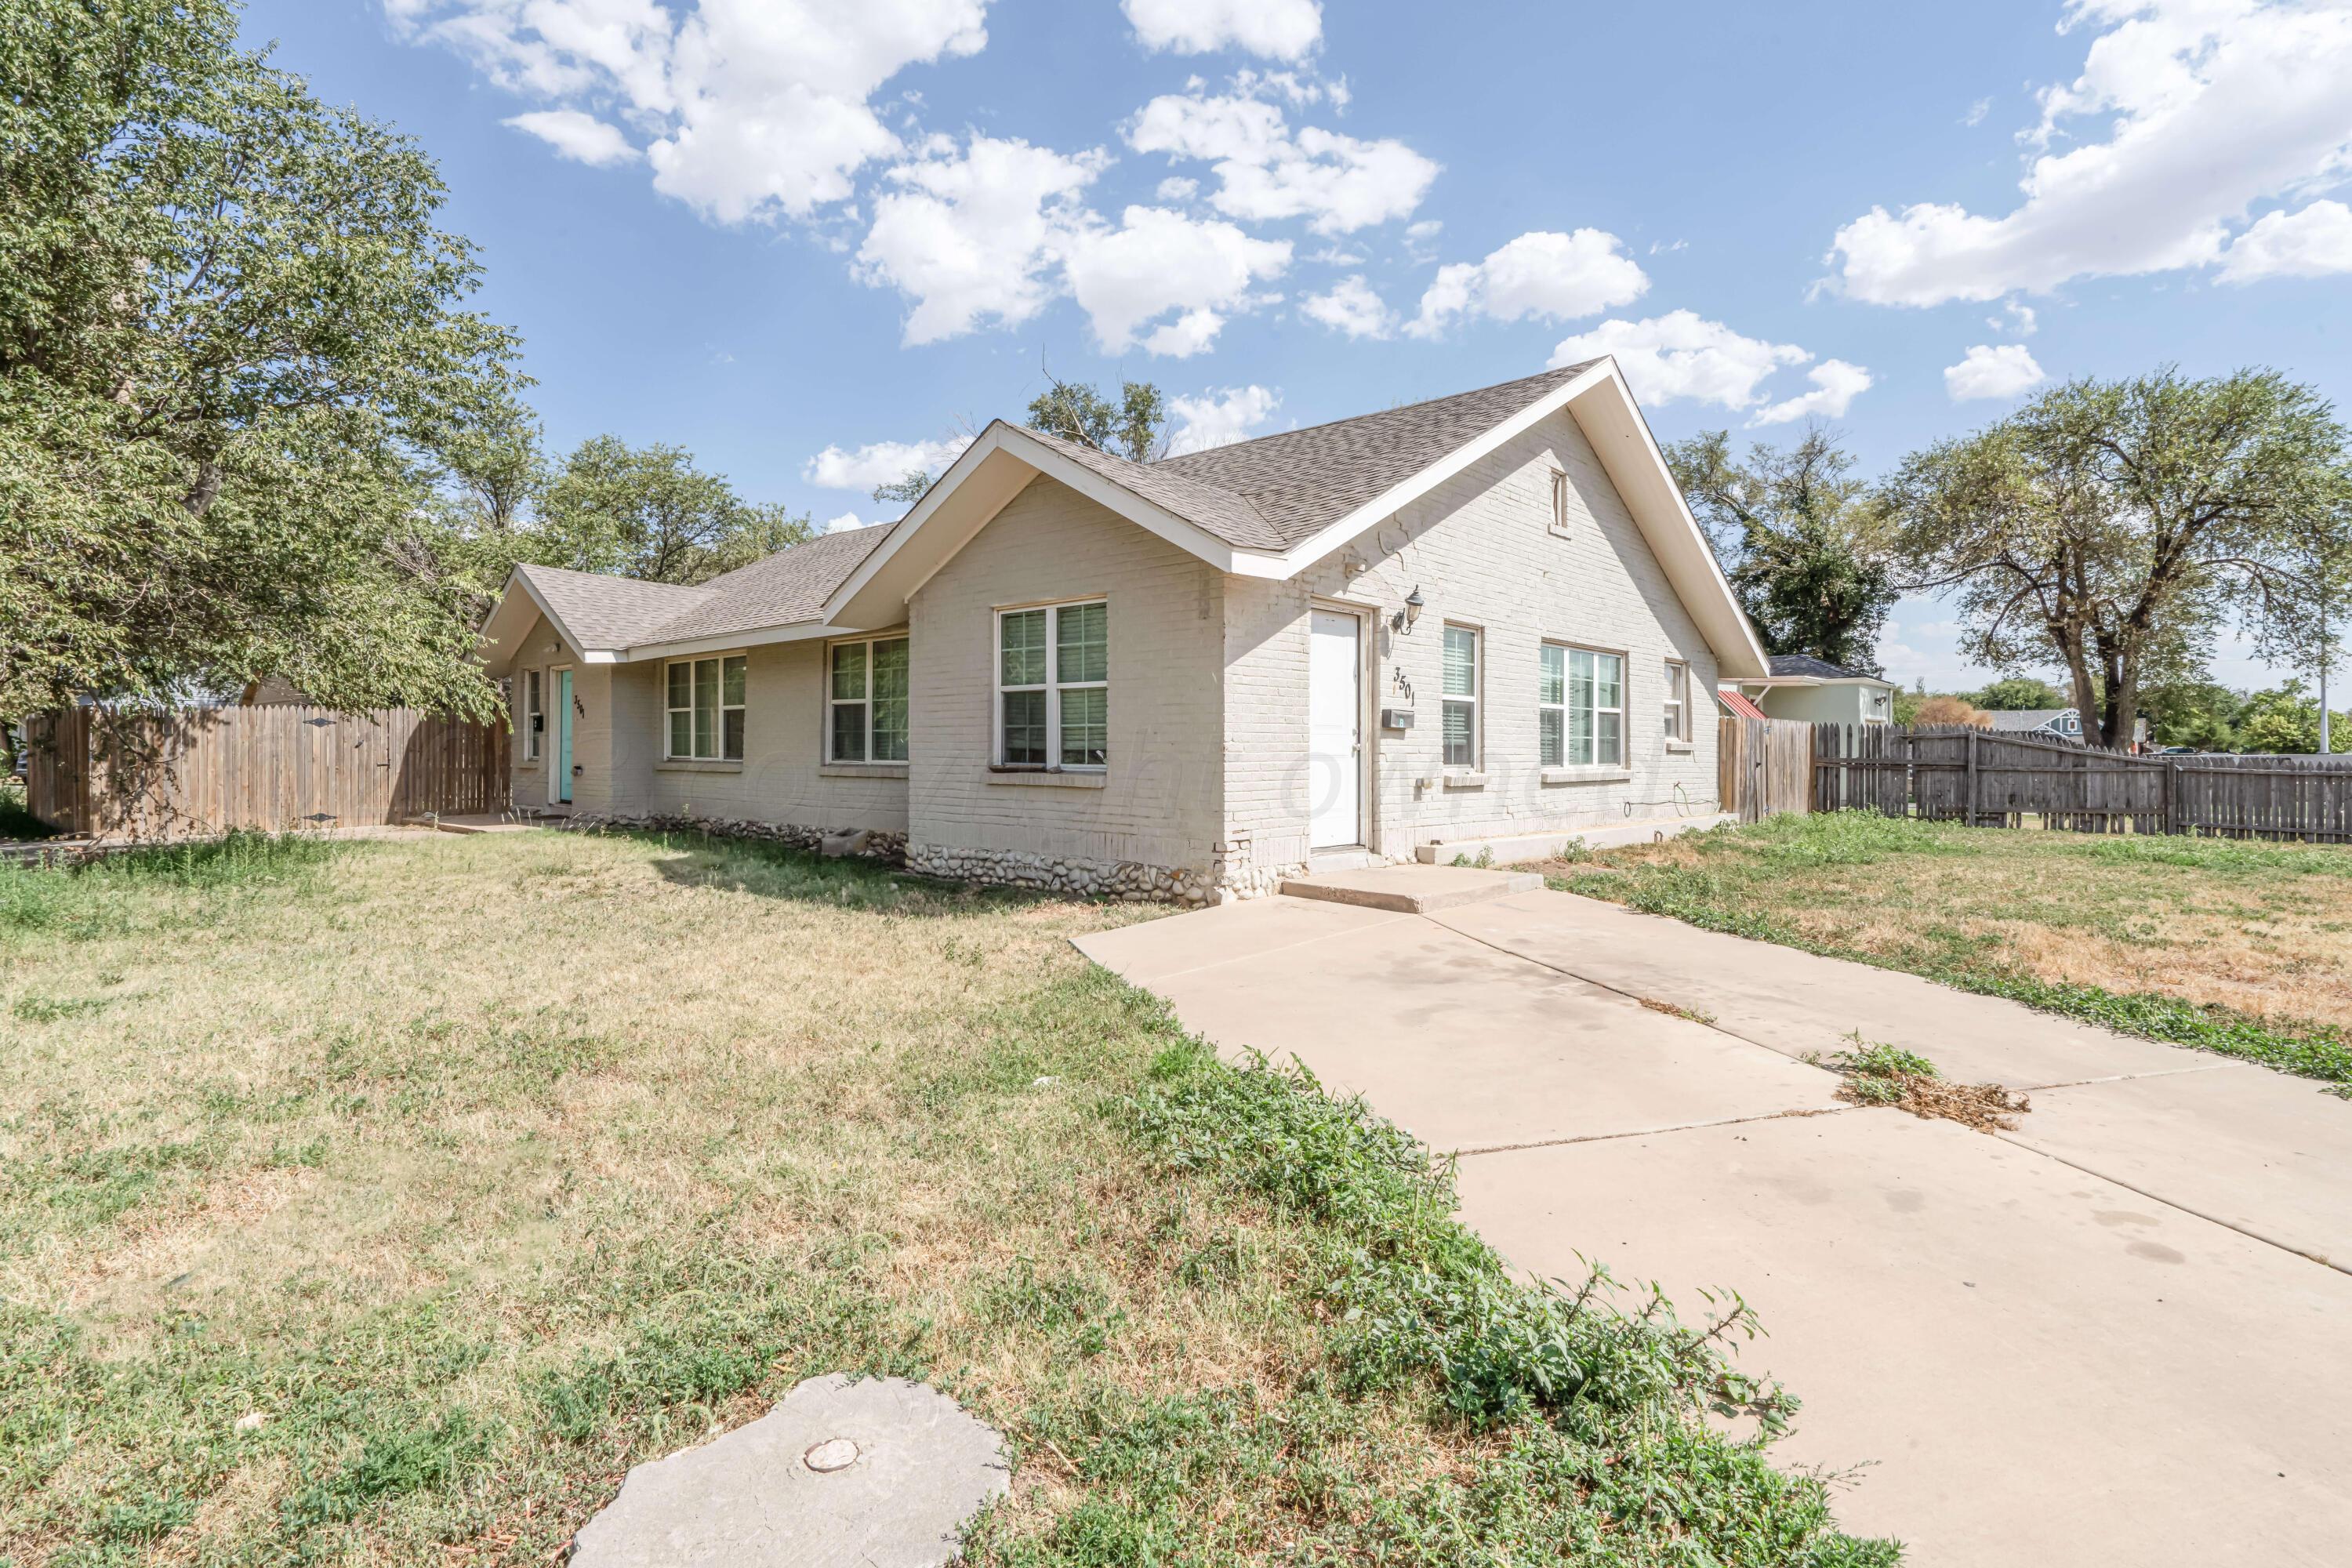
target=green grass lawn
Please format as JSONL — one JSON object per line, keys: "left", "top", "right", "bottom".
{"left": 0, "top": 828, "right": 1893, "bottom": 1566}
{"left": 1530, "top": 812, "right": 2352, "bottom": 1094}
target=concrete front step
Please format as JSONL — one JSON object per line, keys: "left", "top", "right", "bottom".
{"left": 1279, "top": 862, "right": 1542, "bottom": 914}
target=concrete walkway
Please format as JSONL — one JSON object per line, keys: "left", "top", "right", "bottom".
{"left": 1074, "top": 885, "right": 2352, "bottom": 1566}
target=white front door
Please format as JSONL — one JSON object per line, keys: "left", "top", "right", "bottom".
{"left": 1308, "top": 609, "right": 1362, "bottom": 848}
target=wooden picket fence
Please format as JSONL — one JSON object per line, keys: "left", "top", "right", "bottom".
{"left": 1718, "top": 714, "right": 1816, "bottom": 822}
{"left": 22, "top": 706, "right": 509, "bottom": 840}
{"left": 1812, "top": 724, "right": 2352, "bottom": 843}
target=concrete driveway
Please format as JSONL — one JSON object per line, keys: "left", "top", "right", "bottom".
{"left": 1075, "top": 884, "right": 2352, "bottom": 1566}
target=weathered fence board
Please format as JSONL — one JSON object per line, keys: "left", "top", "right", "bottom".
{"left": 22, "top": 706, "right": 508, "bottom": 839}
{"left": 1813, "top": 724, "right": 2352, "bottom": 844}
{"left": 1719, "top": 714, "right": 1815, "bottom": 822}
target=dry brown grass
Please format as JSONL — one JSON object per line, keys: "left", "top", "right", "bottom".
{"left": 0, "top": 829, "right": 1377, "bottom": 1563}
{"left": 1536, "top": 812, "right": 2352, "bottom": 1035}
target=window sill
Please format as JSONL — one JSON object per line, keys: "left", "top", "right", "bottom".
{"left": 516, "top": 760, "right": 540, "bottom": 771}
{"left": 1442, "top": 769, "right": 1487, "bottom": 789}
{"left": 1664, "top": 740, "right": 1695, "bottom": 754}
{"left": 657, "top": 759, "right": 743, "bottom": 774}
{"left": 1541, "top": 766, "right": 1633, "bottom": 785}
{"left": 819, "top": 762, "right": 908, "bottom": 779}
{"left": 987, "top": 768, "right": 1107, "bottom": 789}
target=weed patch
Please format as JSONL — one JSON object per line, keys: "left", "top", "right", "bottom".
{"left": 1809, "top": 1038, "right": 2029, "bottom": 1133}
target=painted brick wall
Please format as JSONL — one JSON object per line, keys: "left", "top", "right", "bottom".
{"left": 1225, "top": 405, "right": 1725, "bottom": 858}
{"left": 907, "top": 474, "right": 1227, "bottom": 873}
{"left": 624, "top": 638, "right": 909, "bottom": 833}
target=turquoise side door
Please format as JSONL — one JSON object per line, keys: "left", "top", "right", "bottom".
{"left": 555, "top": 669, "right": 574, "bottom": 804}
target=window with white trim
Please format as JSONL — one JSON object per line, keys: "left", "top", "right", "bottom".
{"left": 828, "top": 636, "right": 909, "bottom": 762}
{"left": 521, "top": 669, "right": 543, "bottom": 760}
{"left": 1662, "top": 659, "right": 1690, "bottom": 742}
{"left": 665, "top": 654, "right": 746, "bottom": 760}
{"left": 1442, "top": 623, "right": 1479, "bottom": 769}
{"left": 1548, "top": 467, "right": 1572, "bottom": 536}
{"left": 996, "top": 601, "right": 1107, "bottom": 768}
{"left": 1545, "top": 644, "right": 1624, "bottom": 767}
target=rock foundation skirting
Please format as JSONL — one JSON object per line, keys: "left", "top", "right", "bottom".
{"left": 905, "top": 843, "right": 1215, "bottom": 904}
{"left": 559, "top": 813, "right": 909, "bottom": 862}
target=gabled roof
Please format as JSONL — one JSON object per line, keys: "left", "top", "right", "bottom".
{"left": 1763, "top": 653, "right": 1889, "bottom": 683}
{"left": 1987, "top": 707, "right": 2075, "bottom": 731}
{"left": 826, "top": 358, "right": 1770, "bottom": 678}
{"left": 477, "top": 360, "right": 1773, "bottom": 680}
{"left": 1152, "top": 362, "right": 1600, "bottom": 550}
{"left": 477, "top": 528, "right": 896, "bottom": 669}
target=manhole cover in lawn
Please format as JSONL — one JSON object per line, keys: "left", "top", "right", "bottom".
{"left": 569, "top": 1374, "right": 1008, "bottom": 1567}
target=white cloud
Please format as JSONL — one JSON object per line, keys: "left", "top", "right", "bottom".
{"left": 1548, "top": 310, "right": 1866, "bottom": 428}
{"left": 1299, "top": 274, "right": 1395, "bottom": 339}
{"left": 803, "top": 433, "right": 974, "bottom": 489}
{"left": 1943, "top": 343, "right": 2047, "bottom": 401}
{"left": 1127, "top": 84, "right": 1438, "bottom": 235}
{"left": 1062, "top": 205, "right": 1290, "bottom": 354}
{"left": 824, "top": 510, "right": 885, "bottom": 532}
{"left": 1156, "top": 175, "right": 1200, "bottom": 201}
{"left": 1988, "top": 299, "right": 2038, "bottom": 335}
{"left": 1826, "top": 0, "right": 2352, "bottom": 304}
{"left": 1751, "top": 360, "right": 1874, "bottom": 425}
{"left": 1406, "top": 229, "right": 1648, "bottom": 339}
{"left": 2217, "top": 199, "right": 2352, "bottom": 281}
{"left": 502, "top": 108, "right": 640, "bottom": 165}
{"left": 1963, "top": 95, "right": 1993, "bottom": 126}
{"left": 388, "top": 0, "right": 990, "bottom": 223}
{"left": 853, "top": 133, "right": 1106, "bottom": 344}
{"left": 1166, "top": 385, "right": 1281, "bottom": 454}
{"left": 1122, "top": 0, "right": 1322, "bottom": 61}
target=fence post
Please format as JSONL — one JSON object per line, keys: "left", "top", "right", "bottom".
{"left": 1965, "top": 728, "right": 1980, "bottom": 827}
{"left": 2161, "top": 758, "right": 2176, "bottom": 837}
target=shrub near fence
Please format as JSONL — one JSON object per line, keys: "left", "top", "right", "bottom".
{"left": 1813, "top": 724, "right": 2352, "bottom": 844}
{"left": 23, "top": 706, "right": 509, "bottom": 839}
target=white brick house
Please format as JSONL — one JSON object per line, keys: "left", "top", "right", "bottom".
{"left": 476, "top": 360, "right": 1769, "bottom": 902}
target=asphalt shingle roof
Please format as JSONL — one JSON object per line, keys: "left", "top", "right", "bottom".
{"left": 1767, "top": 654, "right": 1882, "bottom": 681}
{"left": 515, "top": 564, "right": 713, "bottom": 652}
{"left": 1987, "top": 708, "right": 2074, "bottom": 731}
{"left": 1018, "top": 426, "right": 1284, "bottom": 551}
{"left": 634, "top": 524, "right": 898, "bottom": 645}
{"left": 1149, "top": 361, "right": 1603, "bottom": 550}
{"left": 517, "top": 524, "right": 896, "bottom": 654}
{"left": 516, "top": 364, "right": 1614, "bottom": 651}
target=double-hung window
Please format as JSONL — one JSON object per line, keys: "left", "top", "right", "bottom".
{"left": 828, "top": 636, "right": 909, "bottom": 762}
{"left": 665, "top": 654, "right": 746, "bottom": 760}
{"left": 1543, "top": 644, "right": 1624, "bottom": 768}
{"left": 997, "top": 600, "right": 1107, "bottom": 768}
{"left": 1662, "top": 659, "right": 1690, "bottom": 742}
{"left": 521, "top": 669, "right": 543, "bottom": 760}
{"left": 1442, "top": 624, "right": 1480, "bottom": 768}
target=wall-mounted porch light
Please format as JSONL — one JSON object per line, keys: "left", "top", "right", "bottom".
{"left": 1392, "top": 586, "right": 1425, "bottom": 634}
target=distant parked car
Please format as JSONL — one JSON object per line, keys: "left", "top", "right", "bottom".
{"left": 2151, "top": 745, "right": 2199, "bottom": 755}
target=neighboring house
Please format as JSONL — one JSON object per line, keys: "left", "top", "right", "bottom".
{"left": 475, "top": 360, "right": 1769, "bottom": 902}
{"left": 1986, "top": 707, "right": 2148, "bottom": 747}
{"left": 1724, "top": 654, "right": 1894, "bottom": 726}
{"left": 1987, "top": 707, "right": 2085, "bottom": 742}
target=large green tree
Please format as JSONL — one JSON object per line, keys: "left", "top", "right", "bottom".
{"left": 1887, "top": 369, "right": 2347, "bottom": 749}
{"left": 1665, "top": 426, "right": 1896, "bottom": 673}
{"left": 535, "top": 437, "right": 811, "bottom": 586}
{"left": 1026, "top": 376, "right": 1167, "bottom": 463}
{"left": 1, "top": 0, "right": 524, "bottom": 718}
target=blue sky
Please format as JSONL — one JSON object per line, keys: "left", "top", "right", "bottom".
{"left": 245, "top": 1, "right": 2352, "bottom": 694}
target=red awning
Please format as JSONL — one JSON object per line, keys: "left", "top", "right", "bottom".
{"left": 1716, "top": 688, "right": 1769, "bottom": 721}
